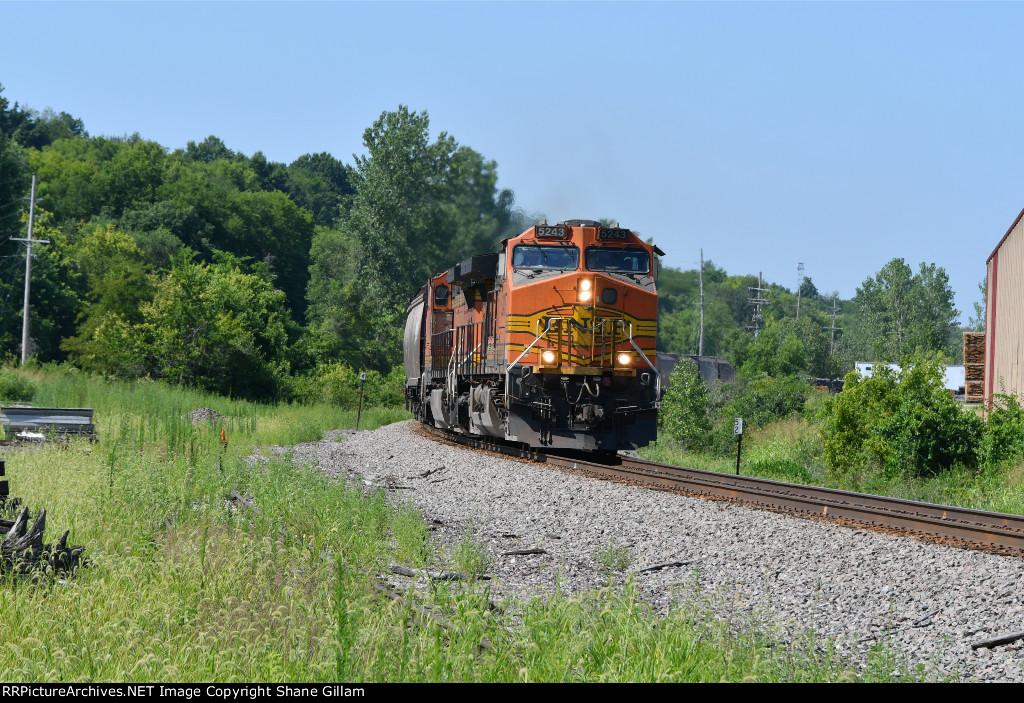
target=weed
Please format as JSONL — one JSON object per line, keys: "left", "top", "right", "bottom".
{"left": 593, "top": 539, "right": 634, "bottom": 574}
{"left": 453, "top": 526, "right": 492, "bottom": 580}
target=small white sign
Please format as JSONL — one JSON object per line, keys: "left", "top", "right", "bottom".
{"left": 360, "top": 372, "right": 367, "bottom": 381}
{"left": 733, "top": 417, "right": 743, "bottom": 435}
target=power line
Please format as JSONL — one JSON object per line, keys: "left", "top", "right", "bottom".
{"left": 698, "top": 248, "right": 705, "bottom": 356}
{"left": 9, "top": 174, "right": 47, "bottom": 365}
{"left": 825, "top": 295, "right": 842, "bottom": 356}
{"left": 795, "top": 262, "right": 804, "bottom": 320}
{"left": 0, "top": 209, "right": 27, "bottom": 223}
{"left": 747, "top": 272, "right": 769, "bottom": 338}
{"left": 0, "top": 175, "right": 31, "bottom": 189}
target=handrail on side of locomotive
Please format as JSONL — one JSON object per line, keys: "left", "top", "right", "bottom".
{"left": 446, "top": 332, "right": 460, "bottom": 404}
{"left": 460, "top": 341, "right": 484, "bottom": 368}
{"left": 505, "top": 318, "right": 554, "bottom": 409}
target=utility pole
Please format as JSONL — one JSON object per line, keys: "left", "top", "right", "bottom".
{"left": 747, "top": 272, "right": 769, "bottom": 338}
{"left": 10, "top": 174, "right": 49, "bottom": 366}
{"left": 795, "top": 262, "right": 804, "bottom": 320}
{"left": 825, "top": 295, "right": 842, "bottom": 355}
{"left": 698, "top": 249, "right": 705, "bottom": 357}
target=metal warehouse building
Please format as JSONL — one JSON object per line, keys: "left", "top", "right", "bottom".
{"left": 985, "top": 206, "right": 1024, "bottom": 403}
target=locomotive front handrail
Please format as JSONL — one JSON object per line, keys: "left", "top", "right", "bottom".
{"left": 529, "top": 315, "right": 660, "bottom": 405}
{"left": 506, "top": 318, "right": 554, "bottom": 408}
{"left": 623, "top": 321, "right": 662, "bottom": 406}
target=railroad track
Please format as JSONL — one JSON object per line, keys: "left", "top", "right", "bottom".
{"left": 421, "top": 424, "right": 1024, "bottom": 555}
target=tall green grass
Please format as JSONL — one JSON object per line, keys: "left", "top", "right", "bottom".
{"left": 0, "top": 368, "right": 919, "bottom": 681}
{"left": 643, "top": 414, "right": 1024, "bottom": 517}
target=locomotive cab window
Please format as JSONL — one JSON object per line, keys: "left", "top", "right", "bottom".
{"left": 433, "top": 284, "right": 450, "bottom": 307}
{"left": 512, "top": 245, "right": 579, "bottom": 271}
{"left": 585, "top": 247, "right": 651, "bottom": 274}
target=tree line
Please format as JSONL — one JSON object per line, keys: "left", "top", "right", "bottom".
{"left": 0, "top": 82, "right": 970, "bottom": 404}
{"left": 0, "top": 87, "right": 531, "bottom": 402}
{"left": 658, "top": 254, "right": 966, "bottom": 379}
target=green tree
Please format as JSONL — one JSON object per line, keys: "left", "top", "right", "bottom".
{"left": 729, "top": 317, "right": 839, "bottom": 382}
{"left": 28, "top": 145, "right": 104, "bottom": 223}
{"left": 968, "top": 279, "right": 987, "bottom": 332}
{"left": 0, "top": 131, "right": 30, "bottom": 353}
{"left": 182, "top": 135, "right": 234, "bottom": 163}
{"left": 799, "top": 276, "right": 819, "bottom": 300}
{"left": 720, "top": 374, "right": 812, "bottom": 434}
{"left": 307, "top": 106, "right": 518, "bottom": 364}
{"left": 0, "top": 131, "right": 28, "bottom": 217}
{"left": 728, "top": 320, "right": 806, "bottom": 378}
{"left": 62, "top": 224, "right": 154, "bottom": 371}
{"left": 286, "top": 152, "right": 354, "bottom": 227}
{"left": 95, "top": 139, "right": 167, "bottom": 216}
{"left": 120, "top": 200, "right": 204, "bottom": 256}
{"left": 88, "top": 251, "right": 291, "bottom": 398}
{"left": 7, "top": 212, "right": 84, "bottom": 362}
{"left": 341, "top": 106, "right": 458, "bottom": 304}
{"left": 12, "top": 108, "right": 87, "bottom": 150}
{"left": 0, "top": 83, "right": 33, "bottom": 139}
{"left": 222, "top": 189, "right": 314, "bottom": 317}
{"left": 822, "top": 352, "right": 983, "bottom": 478}
{"left": 847, "top": 258, "right": 958, "bottom": 362}
{"left": 659, "top": 359, "right": 712, "bottom": 449}
{"left": 440, "top": 146, "right": 518, "bottom": 255}
{"left": 305, "top": 226, "right": 402, "bottom": 372}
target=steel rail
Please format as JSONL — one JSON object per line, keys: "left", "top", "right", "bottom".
{"left": 421, "top": 424, "right": 1024, "bottom": 554}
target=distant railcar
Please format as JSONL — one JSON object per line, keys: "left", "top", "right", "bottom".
{"left": 403, "top": 219, "right": 662, "bottom": 451}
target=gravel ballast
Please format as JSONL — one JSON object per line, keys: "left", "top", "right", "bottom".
{"left": 287, "top": 420, "right": 1024, "bottom": 682}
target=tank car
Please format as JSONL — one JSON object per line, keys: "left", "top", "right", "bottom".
{"left": 403, "top": 219, "right": 662, "bottom": 451}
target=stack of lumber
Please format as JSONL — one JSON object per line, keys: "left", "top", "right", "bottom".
{"left": 964, "top": 332, "right": 986, "bottom": 402}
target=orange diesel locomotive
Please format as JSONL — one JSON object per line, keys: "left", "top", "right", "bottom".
{"left": 403, "top": 219, "right": 662, "bottom": 451}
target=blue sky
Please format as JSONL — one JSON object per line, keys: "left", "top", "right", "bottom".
{"left": 2, "top": 1, "right": 1022, "bottom": 319}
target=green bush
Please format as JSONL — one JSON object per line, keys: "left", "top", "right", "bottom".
{"left": 659, "top": 359, "right": 712, "bottom": 449}
{"left": 709, "top": 374, "right": 812, "bottom": 453}
{"left": 292, "top": 363, "right": 404, "bottom": 409}
{"left": 726, "top": 374, "right": 811, "bottom": 428}
{"left": 980, "top": 392, "right": 1024, "bottom": 468}
{"left": 0, "top": 368, "right": 38, "bottom": 403}
{"left": 822, "top": 353, "right": 983, "bottom": 479}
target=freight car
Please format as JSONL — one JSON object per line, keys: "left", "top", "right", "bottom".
{"left": 403, "top": 219, "right": 662, "bottom": 451}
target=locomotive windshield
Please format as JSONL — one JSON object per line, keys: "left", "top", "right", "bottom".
{"left": 585, "top": 247, "right": 651, "bottom": 274}
{"left": 512, "top": 245, "right": 579, "bottom": 271}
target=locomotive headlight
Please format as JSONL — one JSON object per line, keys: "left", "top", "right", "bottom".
{"left": 578, "top": 279, "right": 593, "bottom": 302}
{"left": 617, "top": 352, "right": 632, "bottom": 366}
{"left": 541, "top": 350, "right": 557, "bottom": 365}
{"left": 577, "top": 280, "right": 593, "bottom": 302}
